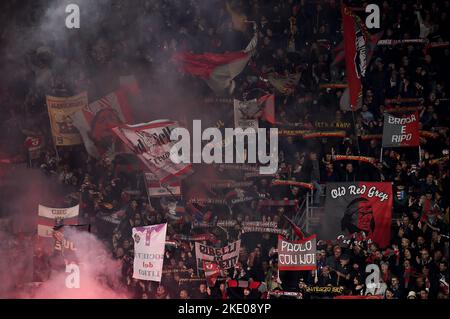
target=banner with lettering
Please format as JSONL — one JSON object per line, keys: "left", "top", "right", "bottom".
{"left": 322, "top": 183, "right": 392, "bottom": 247}
{"left": 132, "top": 223, "right": 167, "bottom": 282}
{"left": 144, "top": 172, "right": 181, "bottom": 198}
{"left": 52, "top": 224, "right": 90, "bottom": 261}
{"left": 195, "top": 240, "right": 241, "bottom": 271}
{"left": 278, "top": 235, "right": 317, "bottom": 271}
{"left": 313, "top": 119, "right": 353, "bottom": 132}
{"left": 37, "top": 205, "right": 79, "bottom": 237}
{"left": 112, "top": 120, "right": 192, "bottom": 184}
{"left": 46, "top": 92, "right": 88, "bottom": 146}
{"left": 382, "top": 112, "right": 420, "bottom": 147}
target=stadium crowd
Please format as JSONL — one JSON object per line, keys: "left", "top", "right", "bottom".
{"left": 0, "top": 0, "right": 448, "bottom": 299}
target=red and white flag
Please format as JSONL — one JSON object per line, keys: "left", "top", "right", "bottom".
{"left": 172, "top": 32, "right": 257, "bottom": 95}
{"left": 203, "top": 261, "right": 221, "bottom": 287}
{"left": 72, "top": 82, "right": 138, "bottom": 159}
{"left": 342, "top": 5, "right": 368, "bottom": 110}
{"left": 234, "top": 94, "right": 275, "bottom": 129}
{"left": 258, "top": 94, "right": 276, "bottom": 124}
{"left": 144, "top": 172, "right": 181, "bottom": 198}
{"left": 112, "top": 120, "right": 192, "bottom": 184}
{"left": 24, "top": 136, "right": 45, "bottom": 160}
{"left": 37, "top": 204, "right": 79, "bottom": 238}
{"left": 266, "top": 72, "right": 301, "bottom": 95}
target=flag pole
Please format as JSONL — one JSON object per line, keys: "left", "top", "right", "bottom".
{"left": 380, "top": 147, "right": 383, "bottom": 163}
{"left": 351, "top": 106, "right": 361, "bottom": 156}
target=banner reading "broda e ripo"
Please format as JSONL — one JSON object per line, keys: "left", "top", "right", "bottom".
{"left": 278, "top": 235, "right": 317, "bottom": 271}
{"left": 382, "top": 111, "right": 419, "bottom": 147}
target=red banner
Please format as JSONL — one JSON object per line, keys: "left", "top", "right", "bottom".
{"left": 342, "top": 5, "right": 367, "bottom": 110}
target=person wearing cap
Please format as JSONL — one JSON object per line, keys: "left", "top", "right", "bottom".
{"left": 407, "top": 291, "right": 417, "bottom": 299}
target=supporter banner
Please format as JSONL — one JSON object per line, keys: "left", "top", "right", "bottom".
{"left": 24, "top": 136, "right": 45, "bottom": 160}
{"left": 334, "top": 295, "right": 383, "bottom": 299}
{"left": 322, "top": 182, "right": 393, "bottom": 247}
{"left": 188, "top": 197, "right": 227, "bottom": 205}
{"left": 46, "top": 92, "right": 88, "bottom": 146}
{"left": 132, "top": 223, "right": 167, "bottom": 282}
{"left": 72, "top": 84, "right": 137, "bottom": 158}
{"left": 278, "top": 235, "right": 317, "bottom": 271}
{"left": 242, "top": 226, "right": 289, "bottom": 237}
{"left": 267, "top": 73, "right": 300, "bottom": 95}
{"left": 259, "top": 199, "right": 299, "bottom": 207}
{"left": 271, "top": 180, "right": 314, "bottom": 190}
{"left": 342, "top": 5, "right": 367, "bottom": 110}
{"left": 257, "top": 94, "right": 276, "bottom": 124}
{"left": 144, "top": 173, "right": 181, "bottom": 198}
{"left": 277, "top": 129, "right": 346, "bottom": 139}
{"left": 162, "top": 268, "right": 192, "bottom": 274}
{"left": 227, "top": 279, "right": 265, "bottom": 291}
{"left": 267, "top": 291, "right": 303, "bottom": 298}
{"left": 192, "top": 220, "right": 238, "bottom": 229}
{"left": 420, "top": 131, "right": 439, "bottom": 139}
{"left": 216, "top": 163, "right": 259, "bottom": 172}
{"left": 359, "top": 134, "right": 382, "bottom": 141}
{"left": 384, "top": 106, "right": 420, "bottom": 113}
{"left": 225, "top": 189, "right": 259, "bottom": 206}
{"left": 207, "top": 180, "right": 254, "bottom": 190}
{"left": 384, "top": 98, "right": 423, "bottom": 104}
{"left": 377, "top": 39, "right": 427, "bottom": 46}
{"left": 278, "top": 129, "right": 310, "bottom": 137}
{"left": 314, "top": 119, "right": 352, "bottom": 131}
{"left": 37, "top": 205, "right": 79, "bottom": 237}
{"left": 333, "top": 155, "right": 377, "bottom": 165}
{"left": 172, "top": 32, "right": 257, "bottom": 94}
{"left": 173, "top": 233, "right": 219, "bottom": 244}
{"left": 303, "top": 131, "right": 347, "bottom": 139}
{"left": 234, "top": 95, "right": 275, "bottom": 129}
{"left": 195, "top": 240, "right": 241, "bottom": 271}
{"left": 304, "top": 286, "right": 344, "bottom": 294}
{"left": 244, "top": 171, "right": 277, "bottom": 179}
{"left": 52, "top": 224, "right": 90, "bottom": 260}
{"left": 382, "top": 112, "right": 420, "bottom": 147}
{"left": 243, "top": 221, "right": 278, "bottom": 228}
{"left": 204, "top": 261, "right": 221, "bottom": 287}
{"left": 429, "top": 156, "right": 449, "bottom": 165}
{"left": 234, "top": 99, "right": 259, "bottom": 130}
{"left": 112, "top": 120, "right": 192, "bottom": 184}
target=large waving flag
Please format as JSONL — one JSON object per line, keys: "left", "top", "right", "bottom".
{"left": 112, "top": 120, "right": 192, "bottom": 184}
{"left": 37, "top": 204, "right": 79, "bottom": 238}
{"left": 72, "top": 82, "right": 138, "bottom": 159}
{"left": 267, "top": 72, "right": 301, "bottom": 95}
{"left": 172, "top": 31, "right": 257, "bottom": 95}
{"left": 342, "top": 5, "right": 368, "bottom": 110}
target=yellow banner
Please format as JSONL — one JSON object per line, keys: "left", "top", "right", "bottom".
{"left": 46, "top": 92, "right": 88, "bottom": 146}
